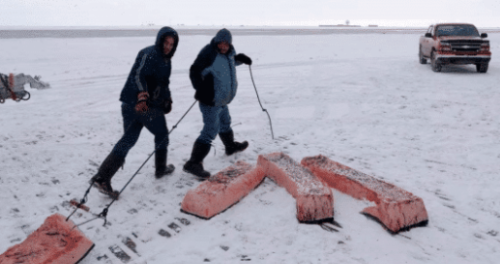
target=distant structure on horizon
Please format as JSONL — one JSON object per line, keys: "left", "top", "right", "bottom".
{"left": 368, "top": 25, "right": 378, "bottom": 27}
{"left": 319, "top": 19, "right": 362, "bottom": 27}
{"left": 319, "top": 24, "right": 361, "bottom": 27}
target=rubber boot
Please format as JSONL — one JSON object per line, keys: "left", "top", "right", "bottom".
{"left": 155, "top": 149, "right": 175, "bottom": 179}
{"left": 90, "top": 152, "right": 124, "bottom": 199}
{"left": 219, "top": 130, "right": 249, "bottom": 156}
{"left": 183, "top": 141, "right": 211, "bottom": 179}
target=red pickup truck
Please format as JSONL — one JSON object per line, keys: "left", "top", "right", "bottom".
{"left": 418, "top": 23, "right": 491, "bottom": 73}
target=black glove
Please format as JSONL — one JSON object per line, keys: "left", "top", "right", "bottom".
{"left": 163, "top": 97, "right": 173, "bottom": 114}
{"left": 235, "top": 53, "right": 252, "bottom": 65}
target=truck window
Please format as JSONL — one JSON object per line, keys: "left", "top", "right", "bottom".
{"left": 435, "top": 25, "right": 479, "bottom": 37}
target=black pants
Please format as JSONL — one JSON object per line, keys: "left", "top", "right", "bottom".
{"left": 111, "top": 103, "right": 168, "bottom": 158}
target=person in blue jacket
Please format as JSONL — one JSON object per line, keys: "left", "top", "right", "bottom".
{"left": 90, "top": 27, "right": 179, "bottom": 198}
{"left": 184, "top": 28, "right": 253, "bottom": 178}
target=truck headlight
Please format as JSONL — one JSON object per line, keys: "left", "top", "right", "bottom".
{"left": 480, "top": 43, "right": 490, "bottom": 52}
{"left": 439, "top": 42, "right": 451, "bottom": 52}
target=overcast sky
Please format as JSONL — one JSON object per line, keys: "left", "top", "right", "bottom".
{"left": 1, "top": 0, "right": 499, "bottom": 27}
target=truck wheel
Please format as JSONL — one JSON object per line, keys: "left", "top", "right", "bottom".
{"left": 431, "top": 51, "right": 441, "bottom": 72}
{"left": 476, "top": 63, "right": 488, "bottom": 73}
{"left": 419, "top": 47, "right": 427, "bottom": 64}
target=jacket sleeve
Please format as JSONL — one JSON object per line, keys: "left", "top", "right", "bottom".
{"left": 132, "top": 51, "right": 153, "bottom": 94}
{"left": 189, "top": 45, "right": 212, "bottom": 91}
{"left": 232, "top": 48, "right": 243, "bottom": 66}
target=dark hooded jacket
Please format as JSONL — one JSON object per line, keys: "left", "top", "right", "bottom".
{"left": 189, "top": 28, "right": 242, "bottom": 106}
{"left": 120, "top": 27, "right": 179, "bottom": 108}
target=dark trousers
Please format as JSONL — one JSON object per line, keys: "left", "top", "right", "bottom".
{"left": 111, "top": 103, "right": 169, "bottom": 158}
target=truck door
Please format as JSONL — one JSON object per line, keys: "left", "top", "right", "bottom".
{"left": 422, "top": 26, "right": 433, "bottom": 56}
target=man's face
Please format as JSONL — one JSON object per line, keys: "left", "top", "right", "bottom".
{"left": 163, "top": 36, "right": 175, "bottom": 55}
{"left": 217, "top": 41, "right": 230, "bottom": 54}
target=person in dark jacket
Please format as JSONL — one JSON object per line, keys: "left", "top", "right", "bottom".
{"left": 90, "top": 27, "right": 179, "bottom": 198}
{"left": 183, "top": 28, "right": 253, "bottom": 178}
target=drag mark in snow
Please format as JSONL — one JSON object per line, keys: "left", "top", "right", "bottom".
{"left": 158, "top": 229, "right": 171, "bottom": 238}
{"left": 168, "top": 223, "right": 181, "bottom": 233}
{"left": 121, "top": 237, "right": 140, "bottom": 256}
{"left": 109, "top": 245, "right": 131, "bottom": 263}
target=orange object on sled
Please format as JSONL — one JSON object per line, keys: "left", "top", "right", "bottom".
{"left": 0, "top": 213, "right": 94, "bottom": 264}
{"left": 257, "top": 152, "right": 334, "bottom": 223}
{"left": 301, "top": 155, "right": 428, "bottom": 233}
{"left": 181, "top": 161, "right": 266, "bottom": 219}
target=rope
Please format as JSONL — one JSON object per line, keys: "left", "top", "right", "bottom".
{"left": 66, "top": 113, "right": 140, "bottom": 223}
{"left": 69, "top": 100, "right": 197, "bottom": 227}
{"left": 65, "top": 182, "right": 93, "bottom": 222}
{"left": 71, "top": 215, "right": 102, "bottom": 230}
{"left": 249, "top": 65, "right": 274, "bottom": 140}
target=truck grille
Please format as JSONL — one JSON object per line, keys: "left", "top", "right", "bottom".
{"left": 448, "top": 40, "right": 482, "bottom": 52}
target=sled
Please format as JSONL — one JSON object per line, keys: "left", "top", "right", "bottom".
{"left": 0, "top": 73, "right": 50, "bottom": 103}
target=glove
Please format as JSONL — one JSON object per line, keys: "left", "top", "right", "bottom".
{"left": 163, "top": 97, "right": 173, "bottom": 114}
{"left": 135, "top": 91, "right": 149, "bottom": 113}
{"left": 235, "top": 53, "right": 252, "bottom": 65}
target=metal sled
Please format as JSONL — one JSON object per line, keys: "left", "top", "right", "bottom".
{"left": 0, "top": 73, "right": 50, "bottom": 103}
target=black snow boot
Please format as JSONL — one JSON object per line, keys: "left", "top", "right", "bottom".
{"left": 183, "top": 141, "right": 211, "bottom": 179}
{"left": 155, "top": 149, "right": 175, "bottom": 179}
{"left": 219, "top": 130, "right": 249, "bottom": 156}
{"left": 90, "top": 152, "right": 124, "bottom": 199}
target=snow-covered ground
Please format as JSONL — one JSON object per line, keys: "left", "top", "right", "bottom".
{"left": 1, "top": 30, "right": 499, "bottom": 264}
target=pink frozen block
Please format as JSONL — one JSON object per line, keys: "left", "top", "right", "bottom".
{"left": 257, "top": 152, "right": 334, "bottom": 223}
{"left": 0, "top": 213, "right": 94, "bottom": 264}
{"left": 181, "top": 161, "right": 266, "bottom": 219}
{"left": 301, "top": 155, "right": 428, "bottom": 233}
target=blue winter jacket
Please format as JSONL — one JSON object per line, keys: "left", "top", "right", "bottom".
{"left": 120, "top": 27, "right": 179, "bottom": 108}
{"left": 189, "top": 28, "right": 242, "bottom": 106}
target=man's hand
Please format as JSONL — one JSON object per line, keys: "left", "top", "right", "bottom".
{"left": 163, "top": 97, "right": 173, "bottom": 114}
{"left": 135, "top": 91, "right": 149, "bottom": 113}
{"left": 235, "top": 53, "right": 252, "bottom": 65}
